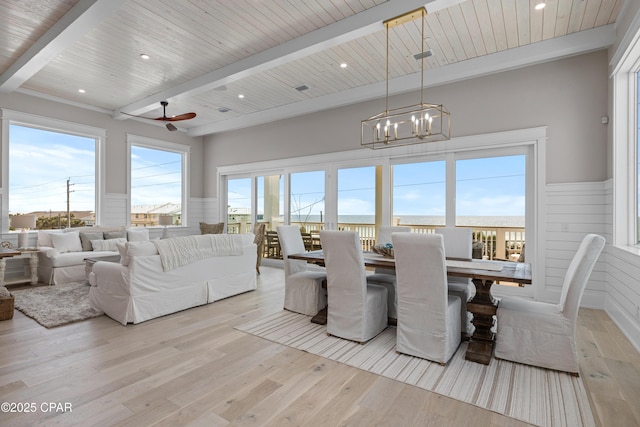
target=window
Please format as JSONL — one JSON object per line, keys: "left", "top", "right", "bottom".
{"left": 128, "top": 135, "right": 188, "bottom": 228}
{"left": 2, "top": 110, "right": 104, "bottom": 230}
{"left": 290, "top": 170, "right": 325, "bottom": 232}
{"left": 611, "top": 22, "right": 640, "bottom": 247}
{"left": 456, "top": 155, "right": 526, "bottom": 260}
{"left": 392, "top": 161, "right": 446, "bottom": 228}
{"left": 337, "top": 166, "right": 376, "bottom": 247}
{"left": 227, "top": 177, "right": 251, "bottom": 233}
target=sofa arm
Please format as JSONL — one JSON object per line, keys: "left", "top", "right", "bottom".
{"left": 37, "top": 246, "right": 60, "bottom": 258}
{"left": 91, "top": 261, "right": 130, "bottom": 295}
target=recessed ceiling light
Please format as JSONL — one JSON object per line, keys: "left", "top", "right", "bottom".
{"left": 294, "top": 84, "right": 310, "bottom": 92}
{"left": 78, "top": 89, "right": 86, "bottom": 93}
{"left": 238, "top": 94, "right": 245, "bottom": 99}
{"left": 534, "top": 1, "right": 546, "bottom": 10}
{"left": 218, "top": 107, "right": 231, "bottom": 113}
{"left": 340, "top": 63, "right": 348, "bottom": 68}
{"left": 140, "top": 53, "right": 150, "bottom": 60}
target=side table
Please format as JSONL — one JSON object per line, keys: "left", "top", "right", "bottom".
{"left": 0, "top": 248, "right": 37, "bottom": 286}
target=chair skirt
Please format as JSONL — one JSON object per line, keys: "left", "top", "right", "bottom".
{"left": 284, "top": 271, "right": 327, "bottom": 316}
{"left": 495, "top": 296, "right": 578, "bottom": 374}
{"left": 328, "top": 284, "right": 387, "bottom": 343}
{"left": 397, "top": 295, "right": 462, "bottom": 364}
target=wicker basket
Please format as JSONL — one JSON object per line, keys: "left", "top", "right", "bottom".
{"left": 0, "top": 293, "right": 14, "bottom": 320}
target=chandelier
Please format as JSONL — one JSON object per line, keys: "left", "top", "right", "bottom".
{"left": 361, "top": 8, "right": 450, "bottom": 149}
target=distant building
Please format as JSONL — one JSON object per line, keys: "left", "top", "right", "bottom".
{"left": 131, "top": 203, "right": 181, "bottom": 227}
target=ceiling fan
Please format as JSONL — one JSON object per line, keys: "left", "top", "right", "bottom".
{"left": 123, "top": 101, "right": 196, "bottom": 131}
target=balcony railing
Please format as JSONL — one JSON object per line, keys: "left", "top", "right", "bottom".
{"left": 227, "top": 221, "right": 525, "bottom": 262}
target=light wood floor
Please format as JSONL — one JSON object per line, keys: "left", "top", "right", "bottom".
{"left": 1, "top": 267, "right": 639, "bottom": 427}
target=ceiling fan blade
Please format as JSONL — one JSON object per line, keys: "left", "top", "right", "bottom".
{"left": 155, "top": 112, "right": 197, "bottom": 122}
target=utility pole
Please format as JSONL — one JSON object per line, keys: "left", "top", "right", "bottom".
{"left": 67, "top": 178, "right": 74, "bottom": 228}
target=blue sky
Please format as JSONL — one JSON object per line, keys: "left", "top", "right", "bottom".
{"left": 9, "top": 124, "right": 95, "bottom": 214}
{"left": 9, "top": 125, "right": 181, "bottom": 214}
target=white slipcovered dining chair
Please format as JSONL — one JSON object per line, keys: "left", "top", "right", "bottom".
{"left": 392, "top": 233, "right": 462, "bottom": 364}
{"left": 277, "top": 225, "right": 327, "bottom": 316}
{"left": 320, "top": 230, "right": 388, "bottom": 343}
{"left": 495, "top": 234, "right": 605, "bottom": 375}
{"left": 435, "top": 227, "right": 474, "bottom": 335}
{"left": 366, "top": 225, "right": 411, "bottom": 319}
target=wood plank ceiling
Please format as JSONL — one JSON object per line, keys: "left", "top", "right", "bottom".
{"left": 0, "top": 0, "right": 624, "bottom": 137}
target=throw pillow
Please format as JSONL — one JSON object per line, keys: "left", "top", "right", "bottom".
{"left": 80, "top": 231, "right": 104, "bottom": 251}
{"left": 127, "top": 228, "right": 149, "bottom": 241}
{"left": 37, "top": 230, "right": 63, "bottom": 247}
{"left": 200, "top": 222, "right": 224, "bottom": 234}
{"left": 50, "top": 231, "right": 82, "bottom": 253}
{"left": 116, "top": 242, "right": 129, "bottom": 266}
{"left": 104, "top": 230, "right": 126, "bottom": 240}
{"left": 91, "top": 238, "right": 126, "bottom": 252}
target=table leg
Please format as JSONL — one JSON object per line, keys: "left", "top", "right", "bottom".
{"left": 465, "top": 278, "right": 498, "bottom": 364}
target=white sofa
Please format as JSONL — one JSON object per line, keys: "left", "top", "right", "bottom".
{"left": 37, "top": 226, "right": 145, "bottom": 285}
{"left": 88, "top": 233, "right": 257, "bottom": 325}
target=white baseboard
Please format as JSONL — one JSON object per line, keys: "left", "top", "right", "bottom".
{"left": 605, "top": 298, "right": 640, "bottom": 353}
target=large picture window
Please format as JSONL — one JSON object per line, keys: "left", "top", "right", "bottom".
{"left": 128, "top": 135, "right": 188, "bottom": 227}
{"left": 2, "top": 111, "right": 103, "bottom": 231}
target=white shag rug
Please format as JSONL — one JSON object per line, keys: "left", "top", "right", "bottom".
{"left": 236, "top": 310, "right": 595, "bottom": 427}
{"left": 12, "top": 282, "right": 103, "bottom": 328}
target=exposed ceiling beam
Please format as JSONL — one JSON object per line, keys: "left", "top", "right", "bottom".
{"left": 113, "top": 0, "right": 465, "bottom": 120}
{"left": 0, "top": 0, "right": 128, "bottom": 93}
{"left": 189, "top": 25, "right": 616, "bottom": 137}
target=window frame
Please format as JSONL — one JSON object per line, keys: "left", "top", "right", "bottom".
{"left": 1, "top": 109, "right": 105, "bottom": 231}
{"left": 611, "top": 14, "right": 640, "bottom": 249}
{"left": 126, "top": 134, "right": 190, "bottom": 227}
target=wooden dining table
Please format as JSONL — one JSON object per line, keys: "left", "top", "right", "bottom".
{"left": 288, "top": 250, "right": 532, "bottom": 365}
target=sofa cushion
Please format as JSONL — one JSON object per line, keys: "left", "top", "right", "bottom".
{"left": 50, "top": 231, "right": 82, "bottom": 253}
{"left": 200, "top": 222, "right": 224, "bottom": 234}
{"left": 127, "top": 228, "right": 149, "bottom": 241}
{"left": 104, "top": 230, "right": 126, "bottom": 240}
{"left": 92, "top": 238, "right": 126, "bottom": 252}
{"left": 80, "top": 231, "right": 104, "bottom": 251}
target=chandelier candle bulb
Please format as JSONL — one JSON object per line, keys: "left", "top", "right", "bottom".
{"left": 394, "top": 122, "right": 398, "bottom": 139}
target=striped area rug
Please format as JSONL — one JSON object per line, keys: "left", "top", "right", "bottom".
{"left": 236, "top": 310, "right": 595, "bottom": 427}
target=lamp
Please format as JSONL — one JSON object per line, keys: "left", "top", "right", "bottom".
{"left": 11, "top": 214, "right": 36, "bottom": 249}
{"left": 158, "top": 214, "right": 173, "bottom": 238}
{"left": 361, "top": 8, "right": 450, "bottom": 149}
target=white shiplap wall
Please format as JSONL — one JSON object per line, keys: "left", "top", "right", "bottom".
{"left": 603, "top": 181, "right": 640, "bottom": 351}
{"left": 543, "top": 181, "right": 609, "bottom": 308}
